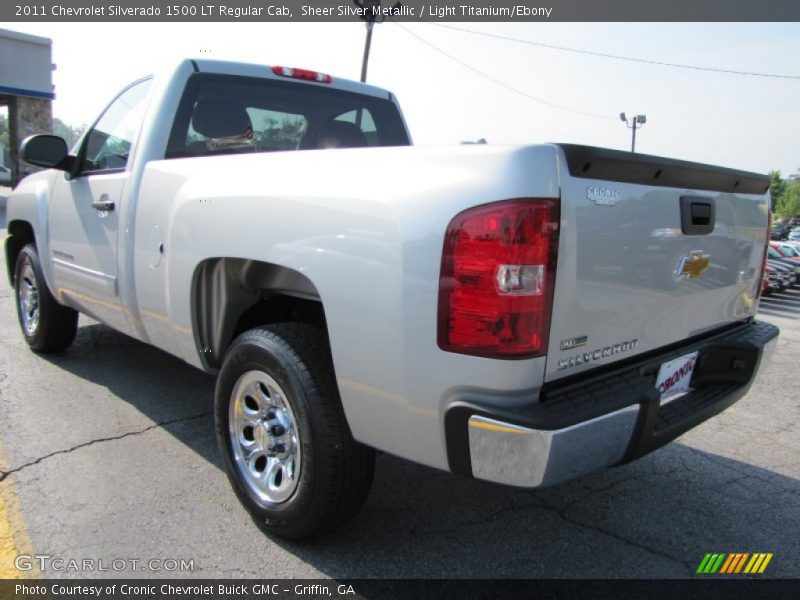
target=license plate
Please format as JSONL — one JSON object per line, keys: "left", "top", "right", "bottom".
{"left": 655, "top": 351, "right": 699, "bottom": 402}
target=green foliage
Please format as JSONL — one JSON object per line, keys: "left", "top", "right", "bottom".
{"left": 777, "top": 181, "right": 800, "bottom": 217}
{"left": 0, "top": 113, "right": 8, "bottom": 155}
{"left": 770, "top": 170, "right": 787, "bottom": 206}
{"left": 53, "top": 118, "right": 86, "bottom": 149}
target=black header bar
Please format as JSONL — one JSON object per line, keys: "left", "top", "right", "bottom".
{"left": 3, "top": 0, "right": 800, "bottom": 22}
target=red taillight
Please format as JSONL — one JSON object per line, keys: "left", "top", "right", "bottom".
{"left": 438, "top": 198, "right": 560, "bottom": 359}
{"left": 271, "top": 65, "right": 332, "bottom": 84}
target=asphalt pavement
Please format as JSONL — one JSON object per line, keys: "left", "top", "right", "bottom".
{"left": 0, "top": 193, "right": 797, "bottom": 579}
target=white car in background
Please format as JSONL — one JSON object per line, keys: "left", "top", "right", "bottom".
{"left": 0, "top": 164, "right": 11, "bottom": 184}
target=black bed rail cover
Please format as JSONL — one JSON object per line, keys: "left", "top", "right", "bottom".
{"left": 555, "top": 143, "right": 770, "bottom": 195}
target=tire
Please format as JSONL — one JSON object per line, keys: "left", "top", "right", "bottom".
{"left": 215, "top": 323, "right": 375, "bottom": 540}
{"left": 14, "top": 244, "right": 79, "bottom": 352}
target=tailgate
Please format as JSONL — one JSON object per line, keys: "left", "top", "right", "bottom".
{"left": 545, "top": 144, "right": 771, "bottom": 382}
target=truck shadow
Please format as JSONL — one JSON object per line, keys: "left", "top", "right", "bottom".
{"left": 40, "top": 322, "right": 798, "bottom": 578}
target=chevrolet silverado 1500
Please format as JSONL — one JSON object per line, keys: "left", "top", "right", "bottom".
{"left": 5, "top": 59, "right": 778, "bottom": 539}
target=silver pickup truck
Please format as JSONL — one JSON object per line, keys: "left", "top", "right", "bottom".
{"left": 5, "top": 58, "right": 778, "bottom": 539}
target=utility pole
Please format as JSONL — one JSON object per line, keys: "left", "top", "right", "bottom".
{"left": 353, "top": 0, "right": 401, "bottom": 82}
{"left": 360, "top": 21, "right": 374, "bottom": 83}
{"left": 620, "top": 112, "right": 647, "bottom": 152}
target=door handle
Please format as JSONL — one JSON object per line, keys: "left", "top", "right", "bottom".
{"left": 92, "top": 197, "right": 115, "bottom": 212}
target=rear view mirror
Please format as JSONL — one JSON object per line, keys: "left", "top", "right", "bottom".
{"left": 21, "top": 135, "right": 72, "bottom": 171}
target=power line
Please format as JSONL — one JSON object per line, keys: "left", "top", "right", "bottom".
{"left": 431, "top": 23, "right": 800, "bottom": 81}
{"left": 394, "top": 23, "right": 616, "bottom": 120}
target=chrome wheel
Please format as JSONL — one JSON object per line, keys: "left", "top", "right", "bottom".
{"left": 229, "top": 370, "right": 301, "bottom": 505}
{"left": 18, "top": 259, "right": 40, "bottom": 336}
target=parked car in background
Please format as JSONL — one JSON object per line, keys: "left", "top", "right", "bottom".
{"left": 770, "top": 223, "right": 791, "bottom": 240}
{"left": 763, "top": 264, "right": 778, "bottom": 295}
{"left": 0, "top": 164, "right": 11, "bottom": 185}
{"left": 766, "top": 256, "right": 795, "bottom": 289}
{"left": 769, "top": 244, "right": 800, "bottom": 273}
{"left": 788, "top": 229, "right": 800, "bottom": 242}
{"left": 773, "top": 242, "right": 800, "bottom": 260}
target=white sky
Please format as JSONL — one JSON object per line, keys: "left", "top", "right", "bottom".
{"left": 6, "top": 21, "right": 800, "bottom": 176}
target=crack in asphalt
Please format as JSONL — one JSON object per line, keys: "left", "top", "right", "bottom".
{"left": 0, "top": 411, "right": 213, "bottom": 483}
{"left": 683, "top": 445, "right": 800, "bottom": 499}
{"left": 535, "top": 497, "right": 696, "bottom": 575}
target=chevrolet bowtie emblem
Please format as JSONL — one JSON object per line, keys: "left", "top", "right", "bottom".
{"left": 676, "top": 250, "right": 711, "bottom": 279}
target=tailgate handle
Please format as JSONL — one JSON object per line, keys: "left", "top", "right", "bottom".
{"left": 680, "top": 196, "right": 715, "bottom": 235}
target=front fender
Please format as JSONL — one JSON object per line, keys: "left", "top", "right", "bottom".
{"left": 5, "top": 171, "right": 60, "bottom": 294}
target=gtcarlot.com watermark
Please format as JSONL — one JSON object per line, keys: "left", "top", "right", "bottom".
{"left": 15, "top": 554, "right": 195, "bottom": 573}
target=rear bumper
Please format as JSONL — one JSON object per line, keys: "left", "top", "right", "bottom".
{"left": 444, "top": 320, "right": 779, "bottom": 488}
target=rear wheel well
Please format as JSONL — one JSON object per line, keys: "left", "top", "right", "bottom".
{"left": 192, "top": 258, "right": 328, "bottom": 369}
{"left": 5, "top": 221, "right": 36, "bottom": 287}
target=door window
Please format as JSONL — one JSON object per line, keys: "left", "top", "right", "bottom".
{"left": 80, "top": 78, "right": 152, "bottom": 173}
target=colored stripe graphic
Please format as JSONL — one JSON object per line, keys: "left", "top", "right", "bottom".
{"left": 719, "top": 554, "right": 736, "bottom": 574}
{"left": 720, "top": 553, "right": 750, "bottom": 574}
{"left": 699, "top": 552, "right": 774, "bottom": 574}
{"left": 744, "top": 553, "right": 773, "bottom": 574}
{"left": 697, "top": 553, "right": 727, "bottom": 574}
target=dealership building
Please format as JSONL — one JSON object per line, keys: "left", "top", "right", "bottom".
{"left": 0, "top": 28, "right": 55, "bottom": 186}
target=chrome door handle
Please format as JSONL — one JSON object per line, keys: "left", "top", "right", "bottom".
{"left": 91, "top": 199, "right": 115, "bottom": 211}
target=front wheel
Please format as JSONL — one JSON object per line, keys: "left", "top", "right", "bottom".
{"left": 14, "top": 244, "right": 78, "bottom": 352}
{"left": 215, "top": 324, "right": 375, "bottom": 540}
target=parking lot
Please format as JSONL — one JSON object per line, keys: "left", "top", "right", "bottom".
{"left": 0, "top": 188, "right": 798, "bottom": 579}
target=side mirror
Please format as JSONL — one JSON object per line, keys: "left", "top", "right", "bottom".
{"left": 21, "top": 135, "right": 73, "bottom": 171}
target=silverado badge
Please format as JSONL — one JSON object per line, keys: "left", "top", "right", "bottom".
{"left": 676, "top": 250, "right": 711, "bottom": 279}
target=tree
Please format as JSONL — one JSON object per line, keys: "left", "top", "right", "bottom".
{"left": 52, "top": 118, "right": 86, "bottom": 148}
{"left": 769, "top": 170, "right": 787, "bottom": 208}
{"left": 776, "top": 180, "right": 800, "bottom": 217}
{"left": 0, "top": 114, "right": 9, "bottom": 159}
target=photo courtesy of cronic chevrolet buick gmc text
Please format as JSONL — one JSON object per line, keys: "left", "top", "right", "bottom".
{"left": 5, "top": 59, "right": 778, "bottom": 539}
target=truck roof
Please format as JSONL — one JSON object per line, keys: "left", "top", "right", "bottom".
{"left": 188, "top": 58, "right": 393, "bottom": 100}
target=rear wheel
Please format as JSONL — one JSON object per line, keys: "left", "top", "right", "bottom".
{"left": 14, "top": 244, "right": 78, "bottom": 352}
{"left": 215, "top": 324, "right": 375, "bottom": 540}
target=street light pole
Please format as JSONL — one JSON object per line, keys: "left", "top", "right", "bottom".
{"left": 620, "top": 112, "right": 647, "bottom": 152}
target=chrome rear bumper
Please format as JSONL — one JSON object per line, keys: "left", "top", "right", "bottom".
{"left": 468, "top": 406, "right": 639, "bottom": 488}
{"left": 446, "top": 320, "right": 779, "bottom": 489}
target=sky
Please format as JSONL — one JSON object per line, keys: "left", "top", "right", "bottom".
{"left": 4, "top": 21, "right": 800, "bottom": 176}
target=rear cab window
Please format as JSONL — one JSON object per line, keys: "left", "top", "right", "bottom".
{"left": 166, "top": 73, "right": 409, "bottom": 159}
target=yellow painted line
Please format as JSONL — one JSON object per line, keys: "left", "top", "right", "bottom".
{"left": 59, "top": 288, "right": 127, "bottom": 313}
{"left": 139, "top": 308, "right": 170, "bottom": 322}
{"left": 758, "top": 553, "right": 773, "bottom": 574}
{"left": 172, "top": 323, "right": 193, "bottom": 335}
{"left": 338, "top": 379, "right": 437, "bottom": 417}
{"left": 0, "top": 444, "right": 38, "bottom": 579}
{"left": 468, "top": 420, "right": 527, "bottom": 435}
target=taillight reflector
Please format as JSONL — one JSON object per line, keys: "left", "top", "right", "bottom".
{"left": 438, "top": 198, "right": 560, "bottom": 359}
{"left": 271, "top": 65, "right": 332, "bottom": 84}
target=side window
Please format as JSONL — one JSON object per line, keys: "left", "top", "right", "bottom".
{"left": 81, "top": 79, "right": 152, "bottom": 173}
